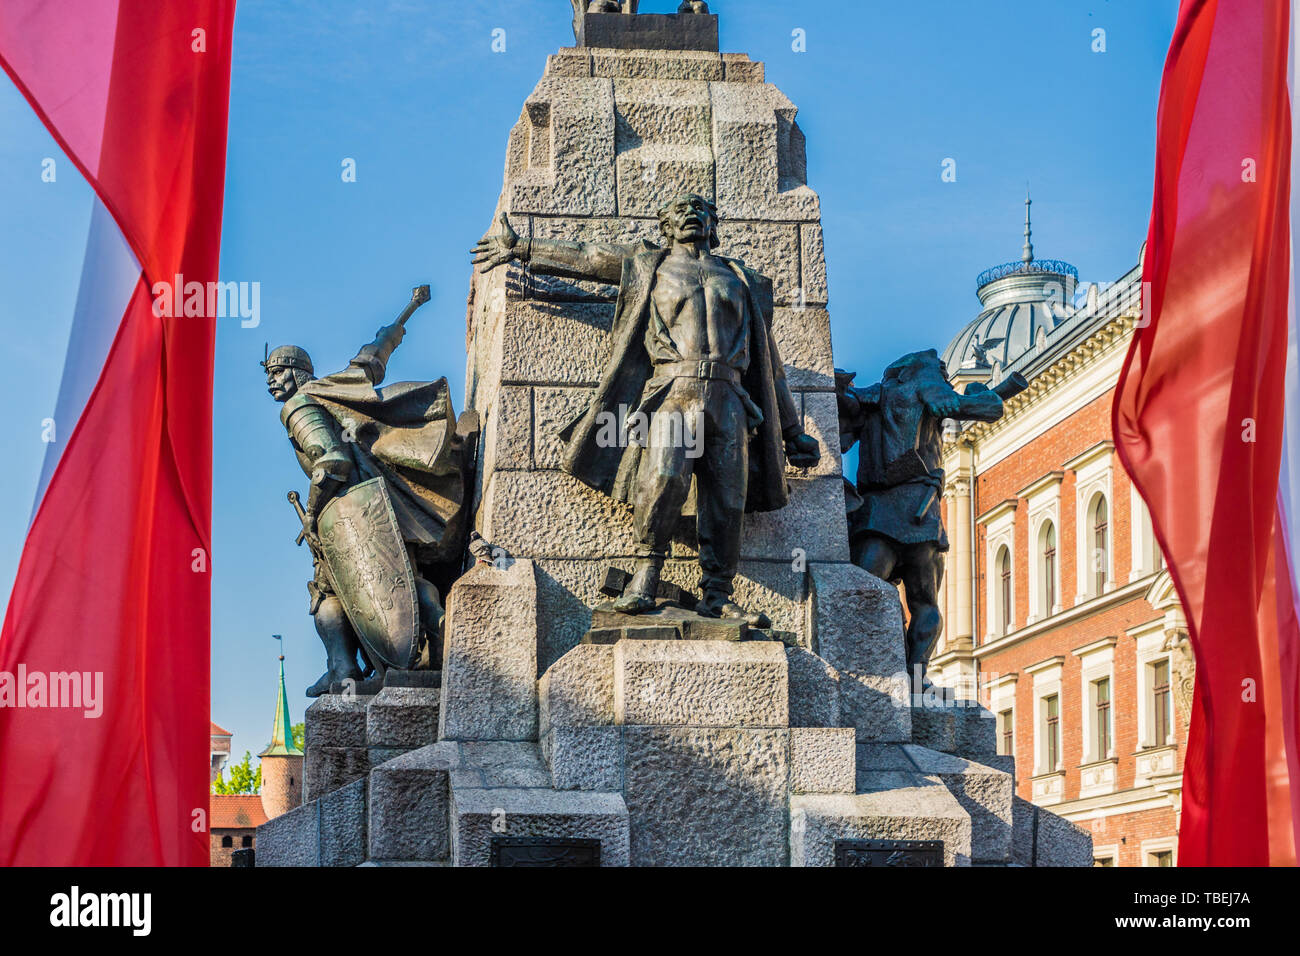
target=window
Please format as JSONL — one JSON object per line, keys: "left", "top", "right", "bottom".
{"left": 1091, "top": 495, "right": 1109, "bottom": 595}
{"left": 1040, "top": 521, "right": 1057, "bottom": 614}
{"left": 1150, "top": 850, "right": 1174, "bottom": 867}
{"left": 1044, "top": 693, "right": 1060, "bottom": 770}
{"left": 998, "top": 708, "right": 1014, "bottom": 756}
{"left": 1152, "top": 659, "right": 1172, "bottom": 745}
{"left": 241, "top": 835, "right": 253, "bottom": 848}
{"left": 1093, "top": 677, "right": 1112, "bottom": 759}
{"left": 221, "top": 835, "right": 233, "bottom": 848}
{"left": 997, "top": 546, "right": 1012, "bottom": 635}
{"left": 1094, "top": 856, "right": 1115, "bottom": 867}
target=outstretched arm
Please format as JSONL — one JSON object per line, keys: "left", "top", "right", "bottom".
{"left": 471, "top": 213, "right": 641, "bottom": 285}
{"left": 920, "top": 381, "right": 1004, "bottom": 423}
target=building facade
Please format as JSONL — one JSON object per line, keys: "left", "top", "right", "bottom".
{"left": 933, "top": 201, "right": 1194, "bottom": 866}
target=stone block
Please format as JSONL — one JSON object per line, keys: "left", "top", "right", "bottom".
{"left": 451, "top": 787, "right": 631, "bottom": 866}
{"left": 539, "top": 643, "right": 616, "bottom": 735}
{"left": 613, "top": 640, "right": 788, "bottom": 728}
{"left": 367, "top": 743, "right": 457, "bottom": 862}
{"left": 257, "top": 778, "right": 367, "bottom": 868}
{"left": 496, "top": 300, "right": 614, "bottom": 384}
{"left": 365, "top": 686, "right": 440, "bottom": 749}
{"left": 722, "top": 54, "right": 764, "bottom": 83}
{"left": 591, "top": 48, "right": 724, "bottom": 81}
{"left": 507, "top": 77, "right": 617, "bottom": 216}
{"left": 903, "top": 745, "right": 1013, "bottom": 863}
{"left": 484, "top": 385, "right": 532, "bottom": 472}
{"left": 800, "top": 223, "right": 828, "bottom": 305}
{"left": 785, "top": 647, "right": 840, "bottom": 728}
{"left": 481, "top": 470, "right": 637, "bottom": 559}
{"left": 790, "top": 727, "right": 856, "bottom": 794}
{"left": 739, "top": 477, "right": 849, "bottom": 562}
{"left": 623, "top": 726, "right": 790, "bottom": 866}
{"left": 616, "top": 144, "right": 714, "bottom": 218}
{"left": 304, "top": 693, "right": 372, "bottom": 749}
{"left": 439, "top": 560, "right": 539, "bottom": 742}
{"left": 544, "top": 726, "right": 624, "bottom": 791}
{"left": 809, "top": 563, "right": 907, "bottom": 677}
{"left": 772, "top": 307, "right": 834, "bottom": 390}
{"left": 303, "top": 745, "right": 369, "bottom": 802}
{"left": 710, "top": 82, "right": 820, "bottom": 222}
{"left": 533, "top": 386, "right": 591, "bottom": 470}
{"left": 910, "top": 701, "right": 956, "bottom": 752}
{"left": 790, "top": 772, "right": 971, "bottom": 867}
{"left": 546, "top": 49, "right": 592, "bottom": 78}
{"left": 715, "top": 221, "right": 801, "bottom": 306}
{"left": 790, "top": 391, "right": 842, "bottom": 480}
{"left": 1012, "top": 796, "right": 1094, "bottom": 867}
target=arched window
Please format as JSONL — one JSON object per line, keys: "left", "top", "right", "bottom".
{"left": 1040, "top": 521, "right": 1057, "bottom": 614}
{"left": 997, "top": 546, "right": 1012, "bottom": 635}
{"left": 221, "top": 835, "right": 233, "bottom": 848}
{"left": 241, "top": 835, "right": 253, "bottom": 848}
{"left": 1091, "top": 494, "right": 1109, "bottom": 595}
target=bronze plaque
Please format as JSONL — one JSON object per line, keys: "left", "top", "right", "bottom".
{"left": 489, "top": 837, "right": 602, "bottom": 867}
{"left": 833, "top": 839, "right": 943, "bottom": 867}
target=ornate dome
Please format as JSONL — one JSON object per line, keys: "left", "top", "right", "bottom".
{"left": 942, "top": 195, "right": 1077, "bottom": 376}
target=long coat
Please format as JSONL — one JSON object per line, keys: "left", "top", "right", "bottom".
{"left": 557, "top": 246, "right": 796, "bottom": 514}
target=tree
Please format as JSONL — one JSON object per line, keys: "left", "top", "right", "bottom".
{"left": 212, "top": 751, "right": 262, "bottom": 795}
{"left": 291, "top": 722, "right": 305, "bottom": 752}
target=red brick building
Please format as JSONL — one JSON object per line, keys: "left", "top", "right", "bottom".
{"left": 933, "top": 203, "right": 1192, "bottom": 866}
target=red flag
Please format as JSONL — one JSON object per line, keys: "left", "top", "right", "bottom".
{"left": 1114, "top": 0, "right": 1298, "bottom": 865}
{"left": 0, "top": 1, "right": 235, "bottom": 864}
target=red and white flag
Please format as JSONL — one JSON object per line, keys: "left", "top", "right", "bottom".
{"left": 1115, "top": 0, "right": 1299, "bottom": 865}
{"left": 0, "top": 1, "right": 235, "bottom": 865}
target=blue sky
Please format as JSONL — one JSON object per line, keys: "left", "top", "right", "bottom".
{"left": 0, "top": 1, "right": 1176, "bottom": 762}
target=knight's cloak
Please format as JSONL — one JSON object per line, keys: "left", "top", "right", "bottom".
{"left": 294, "top": 365, "right": 470, "bottom": 563}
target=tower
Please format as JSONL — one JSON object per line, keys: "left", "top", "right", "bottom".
{"left": 258, "top": 644, "right": 304, "bottom": 819}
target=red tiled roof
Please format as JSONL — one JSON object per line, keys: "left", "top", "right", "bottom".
{"left": 210, "top": 794, "right": 267, "bottom": 829}
{"left": 210, "top": 720, "right": 233, "bottom": 737}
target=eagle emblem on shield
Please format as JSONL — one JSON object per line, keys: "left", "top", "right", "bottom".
{"left": 317, "top": 477, "right": 421, "bottom": 670}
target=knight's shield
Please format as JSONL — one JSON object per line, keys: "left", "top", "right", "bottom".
{"left": 318, "top": 477, "right": 421, "bottom": 669}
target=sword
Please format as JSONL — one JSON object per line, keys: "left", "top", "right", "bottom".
{"left": 288, "top": 490, "right": 336, "bottom": 596}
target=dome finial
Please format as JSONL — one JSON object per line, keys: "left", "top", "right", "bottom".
{"left": 1022, "top": 187, "right": 1034, "bottom": 264}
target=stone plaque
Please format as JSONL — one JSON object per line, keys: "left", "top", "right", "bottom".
{"left": 833, "top": 839, "right": 943, "bottom": 867}
{"left": 489, "top": 837, "right": 602, "bottom": 867}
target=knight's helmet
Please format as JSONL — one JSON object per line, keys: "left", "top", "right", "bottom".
{"left": 261, "top": 344, "right": 314, "bottom": 376}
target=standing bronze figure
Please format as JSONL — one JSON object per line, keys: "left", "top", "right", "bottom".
{"left": 473, "top": 193, "right": 819, "bottom": 624}
{"left": 264, "top": 286, "right": 474, "bottom": 696}
{"left": 839, "top": 350, "right": 1025, "bottom": 684}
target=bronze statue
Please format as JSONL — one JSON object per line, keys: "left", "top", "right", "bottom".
{"left": 473, "top": 194, "right": 819, "bottom": 625}
{"left": 264, "top": 286, "right": 474, "bottom": 696}
{"left": 838, "top": 351, "right": 1025, "bottom": 684}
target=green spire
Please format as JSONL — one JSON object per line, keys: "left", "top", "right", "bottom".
{"left": 260, "top": 654, "right": 302, "bottom": 757}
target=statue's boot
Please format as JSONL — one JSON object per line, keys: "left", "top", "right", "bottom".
{"left": 700, "top": 587, "right": 771, "bottom": 629}
{"left": 614, "top": 558, "right": 660, "bottom": 615}
{"left": 307, "top": 598, "right": 366, "bottom": 697}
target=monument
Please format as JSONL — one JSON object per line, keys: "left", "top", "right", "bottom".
{"left": 256, "top": 4, "right": 1092, "bottom": 867}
